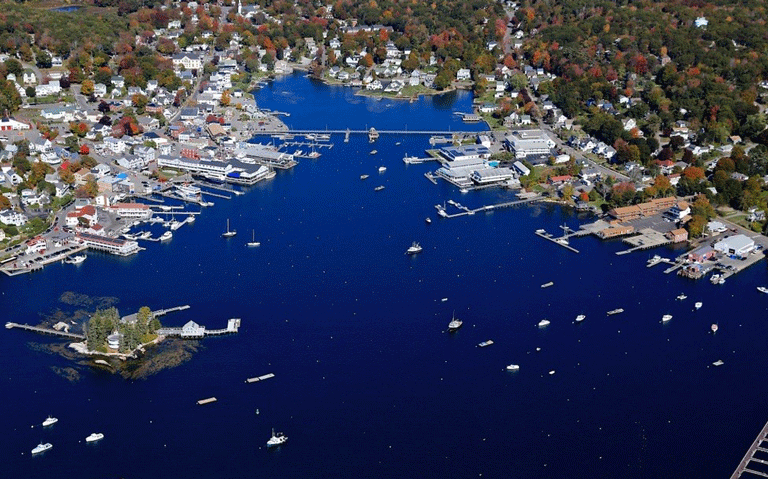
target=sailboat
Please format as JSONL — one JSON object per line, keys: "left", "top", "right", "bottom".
{"left": 222, "top": 219, "right": 237, "bottom": 238}
{"left": 247, "top": 230, "right": 260, "bottom": 247}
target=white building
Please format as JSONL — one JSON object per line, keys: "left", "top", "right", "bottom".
{"left": 456, "top": 68, "right": 471, "bottom": 81}
{"left": 172, "top": 53, "right": 203, "bottom": 71}
{"left": 714, "top": 234, "right": 755, "bottom": 258}
{"left": 106, "top": 203, "right": 152, "bottom": 219}
{"left": 0, "top": 209, "right": 28, "bottom": 226}
{"left": 505, "top": 130, "right": 556, "bottom": 158}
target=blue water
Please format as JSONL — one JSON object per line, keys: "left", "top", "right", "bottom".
{"left": 2, "top": 73, "right": 768, "bottom": 478}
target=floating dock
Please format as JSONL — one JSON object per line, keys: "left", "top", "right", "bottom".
{"left": 731, "top": 419, "right": 768, "bottom": 478}
{"left": 246, "top": 373, "right": 275, "bottom": 383}
{"left": 196, "top": 397, "right": 217, "bottom": 405}
{"left": 534, "top": 229, "right": 580, "bottom": 253}
{"left": 5, "top": 322, "right": 85, "bottom": 340}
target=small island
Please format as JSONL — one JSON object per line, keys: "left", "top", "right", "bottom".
{"left": 70, "top": 306, "right": 163, "bottom": 358}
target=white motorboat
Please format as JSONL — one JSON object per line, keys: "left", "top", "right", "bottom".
{"left": 541, "top": 281, "right": 554, "bottom": 288}
{"left": 694, "top": 302, "right": 703, "bottom": 310}
{"left": 247, "top": 230, "right": 260, "bottom": 247}
{"left": 85, "top": 432, "right": 104, "bottom": 443}
{"left": 575, "top": 314, "right": 586, "bottom": 323}
{"left": 646, "top": 255, "right": 662, "bottom": 267}
{"left": 31, "top": 443, "right": 52, "bottom": 454}
{"left": 506, "top": 364, "right": 519, "bottom": 371}
{"left": 222, "top": 219, "right": 237, "bottom": 238}
{"left": 42, "top": 416, "right": 58, "bottom": 427}
{"left": 713, "top": 360, "right": 724, "bottom": 367}
{"left": 425, "top": 217, "right": 432, "bottom": 224}
{"left": 758, "top": 286, "right": 768, "bottom": 294}
{"left": 139, "top": 231, "right": 152, "bottom": 240}
{"left": 159, "top": 231, "right": 172, "bottom": 242}
{"left": 447, "top": 312, "right": 462, "bottom": 331}
{"left": 662, "top": 314, "right": 673, "bottom": 322}
{"left": 406, "top": 242, "right": 422, "bottom": 255}
{"left": 374, "top": 185, "right": 385, "bottom": 191}
{"left": 169, "top": 220, "right": 183, "bottom": 231}
{"left": 676, "top": 293, "right": 687, "bottom": 300}
{"left": 478, "top": 340, "right": 494, "bottom": 348}
{"left": 267, "top": 428, "right": 288, "bottom": 447}
{"left": 549, "top": 370, "right": 556, "bottom": 375}
{"left": 711, "top": 323, "right": 719, "bottom": 333}
{"left": 378, "top": 166, "right": 386, "bottom": 173}
{"left": 187, "top": 215, "right": 195, "bottom": 224}
{"left": 64, "top": 254, "right": 86, "bottom": 265}
{"left": 360, "top": 174, "right": 369, "bottom": 180}
{"left": 370, "top": 150, "right": 378, "bottom": 155}
{"left": 538, "top": 319, "right": 550, "bottom": 327}
{"left": 441, "top": 298, "right": 448, "bottom": 302}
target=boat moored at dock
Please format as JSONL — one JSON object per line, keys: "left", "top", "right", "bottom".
{"left": 63, "top": 254, "right": 86, "bottom": 265}
{"left": 159, "top": 231, "right": 173, "bottom": 242}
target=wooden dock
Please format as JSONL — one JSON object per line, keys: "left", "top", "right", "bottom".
{"left": 5, "top": 322, "right": 85, "bottom": 340}
{"left": 435, "top": 196, "right": 543, "bottom": 219}
{"left": 534, "top": 230, "right": 580, "bottom": 253}
{"left": 731, "top": 420, "right": 768, "bottom": 478}
{"left": 246, "top": 373, "right": 275, "bottom": 383}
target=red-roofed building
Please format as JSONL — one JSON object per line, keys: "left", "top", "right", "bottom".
{"left": 548, "top": 175, "right": 573, "bottom": 185}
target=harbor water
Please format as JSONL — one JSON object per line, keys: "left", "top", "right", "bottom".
{"left": 1, "top": 73, "right": 768, "bottom": 478}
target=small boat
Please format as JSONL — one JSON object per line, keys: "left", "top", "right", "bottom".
{"left": 646, "top": 255, "right": 662, "bottom": 267}
{"left": 360, "top": 174, "right": 370, "bottom": 180}
{"left": 139, "top": 231, "right": 152, "bottom": 240}
{"left": 478, "top": 340, "right": 494, "bottom": 348}
{"left": 370, "top": 150, "right": 378, "bottom": 155}
{"left": 31, "top": 443, "right": 52, "bottom": 454}
{"left": 448, "top": 312, "right": 462, "bottom": 331}
{"left": 425, "top": 217, "right": 432, "bottom": 224}
{"left": 187, "top": 215, "right": 195, "bottom": 223}
{"left": 159, "top": 231, "right": 172, "bottom": 242}
{"left": 676, "top": 293, "right": 687, "bottom": 301}
{"left": 247, "top": 230, "right": 261, "bottom": 247}
{"left": 538, "top": 319, "right": 550, "bottom": 327}
{"left": 222, "top": 219, "right": 237, "bottom": 238}
{"left": 758, "top": 286, "right": 768, "bottom": 294}
{"left": 85, "top": 433, "right": 104, "bottom": 443}
{"left": 395, "top": 142, "right": 401, "bottom": 146}
{"left": 695, "top": 302, "right": 703, "bottom": 310}
{"left": 662, "top": 314, "right": 673, "bottom": 322}
{"left": 374, "top": 186, "right": 385, "bottom": 192}
{"left": 169, "top": 220, "right": 183, "bottom": 231}
{"left": 267, "top": 428, "right": 288, "bottom": 447}
{"left": 713, "top": 360, "right": 724, "bottom": 367}
{"left": 711, "top": 274, "right": 724, "bottom": 285}
{"left": 441, "top": 298, "right": 448, "bottom": 302}
{"left": 549, "top": 370, "right": 556, "bottom": 375}
{"left": 64, "top": 254, "right": 86, "bottom": 265}
{"left": 406, "top": 242, "right": 422, "bottom": 255}
{"left": 506, "top": 364, "right": 519, "bottom": 371}
{"left": 378, "top": 166, "right": 386, "bottom": 173}
{"left": 711, "top": 323, "right": 718, "bottom": 333}
{"left": 42, "top": 416, "right": 58, "bottom": 427}
{"left": 607, "top": 308, "right": 624, "bottom": 316}
{"left": 575, "top": 314, "right": 586, "bottom": 323}
{"left": 541, "top": 281, "right": 554, "bottom": 288}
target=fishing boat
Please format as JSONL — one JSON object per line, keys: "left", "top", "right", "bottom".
{"left": 538, "top": 319, "right": 550, "bottom": 327}
{"left": 31, "top": 443, "right": 52, "bottom": 454}
{"left": 447, "top": 312, "right": 463, "bottom": 331}
{"left": 42, "top": 416, "right": 58, "bottom": 427}
{"left": 159, "top": 231, "right": 172, "bottom": 242}
{"left": 247, "top": 230, "right": 260, "bottom": 247}
{"left": 267, "top": 428, "right": 288, "bottom": 447}
{"left": 222, "top": 219, "right": 237, "bottom": 238}
{"left": 406, "top": 242, "right": 422, "bottom": 255}
{"left": 662, "top": 314, "right": 673, "bottom": 322}
{"left": 478, "top": 340, "right": 494, "bottom": 348}
{"left": 506, "top": 364, "right": 519, "bottom": 371}
{"left": 607, "top": 308, "right": 624, "bottom": 316}
{"left": 541, "top": 281, "right": 554, "bottom": 288}
{"left": 85, "top": 432, "right": 104, "bottom": 443}
{"left": 694, "top": 302, "right": 703, "bottom": 310}
{"left": 758, "top": 286, "right": 768, "bottom": 294}
{"left": 360, "top": 174, "right": 369, "bottom": 180}
{"left": 575, "top": 314, "right": 586, "bottom": 323}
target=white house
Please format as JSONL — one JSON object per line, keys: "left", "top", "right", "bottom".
{"left": 172, "top": 53, "right": 203, "bottom": 71}
{"left": 456, "top": 69, "right": 471, "bottom": 81}
{"left": 0, "top": 117, "right": 30, "bottom": 131}
{"left": 0, "top": 209, "right": 28, "bottom": 226}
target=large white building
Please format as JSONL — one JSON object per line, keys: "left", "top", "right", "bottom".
{"left": 0, "top": 209, "right": 28, "bottom": 226}
{"left": 77, "top": 232, "right": 140, "bottom": 256}
{"left": 714, "top": 234, "right": 755, "bottom": 258}
{"left": 172, "top": 53, "right": 203, "bottom": 71}
{"left": 504, "top": 130, "right": 556, "bottom": 159}
{"left": 106, "top": 203, "right": 153, "bottom": 219}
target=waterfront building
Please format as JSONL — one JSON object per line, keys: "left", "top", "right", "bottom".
{"left": 181, "top": 321, "right": 205, "bottom": 338}
{"left": 107, "top": 332, "right": 123, "bottom": 350}
{"left": 608, "top": 197, "right": 676, "bottom": 222}
{"left": 666, "top": 228, "right": 689, "bottom": 243}
{"left": 504, "top": 130, "right": 556, "bottom": 159}
{"left": 470, "top": 167, "right": 515, "bottom": 185}
{"left": 440, "top": 145, "right": 491, "bottom": 163}
{"left": 106, "top": 203, "right": 152, "bottom": 219}
{"left": 713, "top": 234, "right": 755, "bottom": 258}
{"left": 76, "top": 233, "right": 140, "bottom": 256}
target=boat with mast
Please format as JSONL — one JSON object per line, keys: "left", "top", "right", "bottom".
{"left": 222, "top": 219, "right": 237, "bottom": 238}
{"left": 247, "top": 230, "right": 260, "bottom": 247}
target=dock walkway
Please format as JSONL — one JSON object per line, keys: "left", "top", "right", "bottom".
{"left": 6, "top": 322, "right": 85, "bottom": 340}
{"left": 534, "top": 230, "right": 580, "bottom": 253}
{"left": 435, "top": 196, "right": 543, "bottom": 219}
{"left": 731, "top": 419, "right": 768, "bottom": 478}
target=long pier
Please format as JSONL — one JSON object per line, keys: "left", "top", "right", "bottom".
{"left": 732, "top": 420, "right": 768, "bottom": 478}
{"left": 435, "top": 196, "right": 543, "bottom": 219}
{"left": 534, "top": 230, "right": 580, "bottom": 253}
{"left": 5, "top": 322, "right": 85, "bottom": 340}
